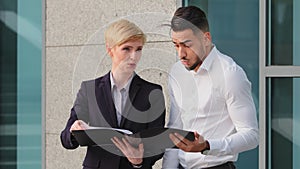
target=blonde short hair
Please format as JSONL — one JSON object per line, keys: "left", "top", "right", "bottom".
{"left": 105, "top": 19, "right": 146, "bottom": 47}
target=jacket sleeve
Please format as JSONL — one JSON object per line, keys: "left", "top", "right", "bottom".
{"left": 60, "top": 82, "right": 89, "bottom": 149}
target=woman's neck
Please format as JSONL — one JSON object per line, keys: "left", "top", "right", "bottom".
{"left": 111, "top": 70, "right": 133, "bottom": 89}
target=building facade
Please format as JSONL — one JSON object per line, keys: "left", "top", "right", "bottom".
{"left": 0, "top": 0, "right": 299, "bottom": 169}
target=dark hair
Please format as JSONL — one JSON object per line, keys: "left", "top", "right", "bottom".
{"left": 171, "top": 6, "right": 209, "bottom": 33}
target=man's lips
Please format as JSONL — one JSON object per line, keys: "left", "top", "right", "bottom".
{"left": 181, "top": 60, "right": 188, "bottom": 66}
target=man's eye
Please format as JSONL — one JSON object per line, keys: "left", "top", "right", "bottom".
{"left": 184, "top": 44, "right": 191, "bottom": 48}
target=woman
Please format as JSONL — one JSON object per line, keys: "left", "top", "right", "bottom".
{"left": 61, "top": 19, "right": 166, "bottom": 169}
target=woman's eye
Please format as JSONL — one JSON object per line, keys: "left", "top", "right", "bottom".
{"left": 122, "top": 47, "right": 130, "bottom": 51}
{"left": 136, "top": 48, "right": 143, "bottom": 51}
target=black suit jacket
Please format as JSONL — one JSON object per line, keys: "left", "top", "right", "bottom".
{"left": 61, "top": 72, "right": 166, "bottom": 169}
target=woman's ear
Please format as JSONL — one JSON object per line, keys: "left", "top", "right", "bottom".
{"left": 106, "top": 43, "right": 113, "bottom": 57}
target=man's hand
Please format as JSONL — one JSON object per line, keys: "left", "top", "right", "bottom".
{"left": 169, "top": 131, "right": 207, "bottom": 152}
{"left": 70, "top": 120, "right": 89, "bottom": 132}
{"left": 111, "top": 136, "right": 144, "bottom": 165}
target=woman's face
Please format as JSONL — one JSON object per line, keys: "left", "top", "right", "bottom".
{"left": 108, "top": 39, "right": 143, "bottom": 74}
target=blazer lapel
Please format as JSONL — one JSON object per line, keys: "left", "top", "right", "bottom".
{"left": 120, "top": 75, "right": 142, "bottom": 127}
{"left": 95, "top": 72, "right": 118, "bottom": 128}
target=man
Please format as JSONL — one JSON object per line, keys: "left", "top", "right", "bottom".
{"left": 162, "top": 6, "right": 259, "bottom": 169}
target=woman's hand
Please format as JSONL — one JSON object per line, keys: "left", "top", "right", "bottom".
{"left": 111, "top": 136, "right": 144, "bottom": 165}
{"left": 69, "top": 120, "right": 89, "bottom": 132}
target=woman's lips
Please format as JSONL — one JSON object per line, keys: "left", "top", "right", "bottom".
{"left": 128, "top": 63, "right": 136, "bottom": 67}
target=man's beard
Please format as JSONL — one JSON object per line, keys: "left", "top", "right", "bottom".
{"left": 185, "top": 57, "right": 202, "bottom": 71}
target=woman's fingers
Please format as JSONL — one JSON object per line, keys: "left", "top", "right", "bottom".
{"left": 70, "top": 120, "right": 89, "bottom": 132}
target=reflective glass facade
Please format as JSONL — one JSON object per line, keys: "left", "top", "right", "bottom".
{"left": 266, "top": 0, "right": 300, "bottom": 169}
{"left": 0, "top": 1, "right": 17, "bottom": 168}
{"left": 0, "top": 0, "right": 42, "bottom": 168}
{"left": 267, "top": 78, "right": 300, "bottom": 169}
{"left": 187, "top": 0, "right": 300, "bottom": 169}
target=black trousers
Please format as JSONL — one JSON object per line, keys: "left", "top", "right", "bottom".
{"left": 179, "top": 162, "right": 236, "bottom": 169}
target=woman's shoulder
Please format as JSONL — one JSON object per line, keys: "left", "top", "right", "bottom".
{"left": 81, "top": 72, "right": 110, "bottom": 86}
{"left": 133, "top": 74, "right": 162, "bottom": 90}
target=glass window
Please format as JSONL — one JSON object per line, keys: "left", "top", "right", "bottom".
{"left": 0, "top": 0, "right": 42, "bottom": 168}
{"left": 295, "top": 0, "right": 300, "bottom": 66}
{"left": 267, "top": 78, "right": 300, "bottom": 169}
{"left": 0, "top": 1, "right": 17, "bottom": 168}
{"left": 186, "top": 1, "right": 259, "bottom": 169}
{"left": 263, "top": 0, "right": 300, "bottom": 169}
{"left": 268, "top": 0, "right": 300, "bottom": 66}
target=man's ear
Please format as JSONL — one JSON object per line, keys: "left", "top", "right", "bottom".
{"left": 204, "top": 32, "right": 211, "bottom": 42}
{"left": 204, "top": 32, "right": 212, "bottom": 45}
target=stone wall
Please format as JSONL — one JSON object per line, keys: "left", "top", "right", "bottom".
{"left": 45, "top": 1, "right": 179, "bottom": 168}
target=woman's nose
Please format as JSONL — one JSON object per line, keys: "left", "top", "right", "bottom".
{"left": 129, "top": 51, "right": 138, "bottom": 60}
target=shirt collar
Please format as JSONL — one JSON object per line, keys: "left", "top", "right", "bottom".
{"left": 110, "top": 72, "right": 135, "bottom": 92}
{"left": 190, "top": 45, "right": 217, "bottom": 74}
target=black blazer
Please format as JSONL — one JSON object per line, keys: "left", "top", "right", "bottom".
{"left": 61, "top": 72, "right": 166, "bottom": 169}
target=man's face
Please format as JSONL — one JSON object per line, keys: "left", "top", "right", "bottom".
{"left": 171, "top": 29, "right": 211, "bottom": 71}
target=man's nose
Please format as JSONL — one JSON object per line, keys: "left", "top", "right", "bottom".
{"left": 178, "top": 46, "right": 187, "bottom": 58}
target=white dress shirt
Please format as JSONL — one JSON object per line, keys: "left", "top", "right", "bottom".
{"left": 110, "top": 72, "right": 134, "bottom": 126}
{"left": 162, "top": 46, "right": 259, "bottom": 169}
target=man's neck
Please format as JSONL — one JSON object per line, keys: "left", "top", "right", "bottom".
{"left": 193, "top": 44, "right": 214, "bottom": 72}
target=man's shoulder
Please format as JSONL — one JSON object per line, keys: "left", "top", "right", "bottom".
{"left": 214, "top": 50, "right": 235, "bottom": 65}
{"left": 215, "top": 50, "right": 244, "bottom": 73}
{"left": 214, "top": 50, "right": 249, "bottom": 83}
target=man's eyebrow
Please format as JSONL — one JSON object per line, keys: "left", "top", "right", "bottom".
{"left": 172, "top": 40, "right": 192, "bottom": 44}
